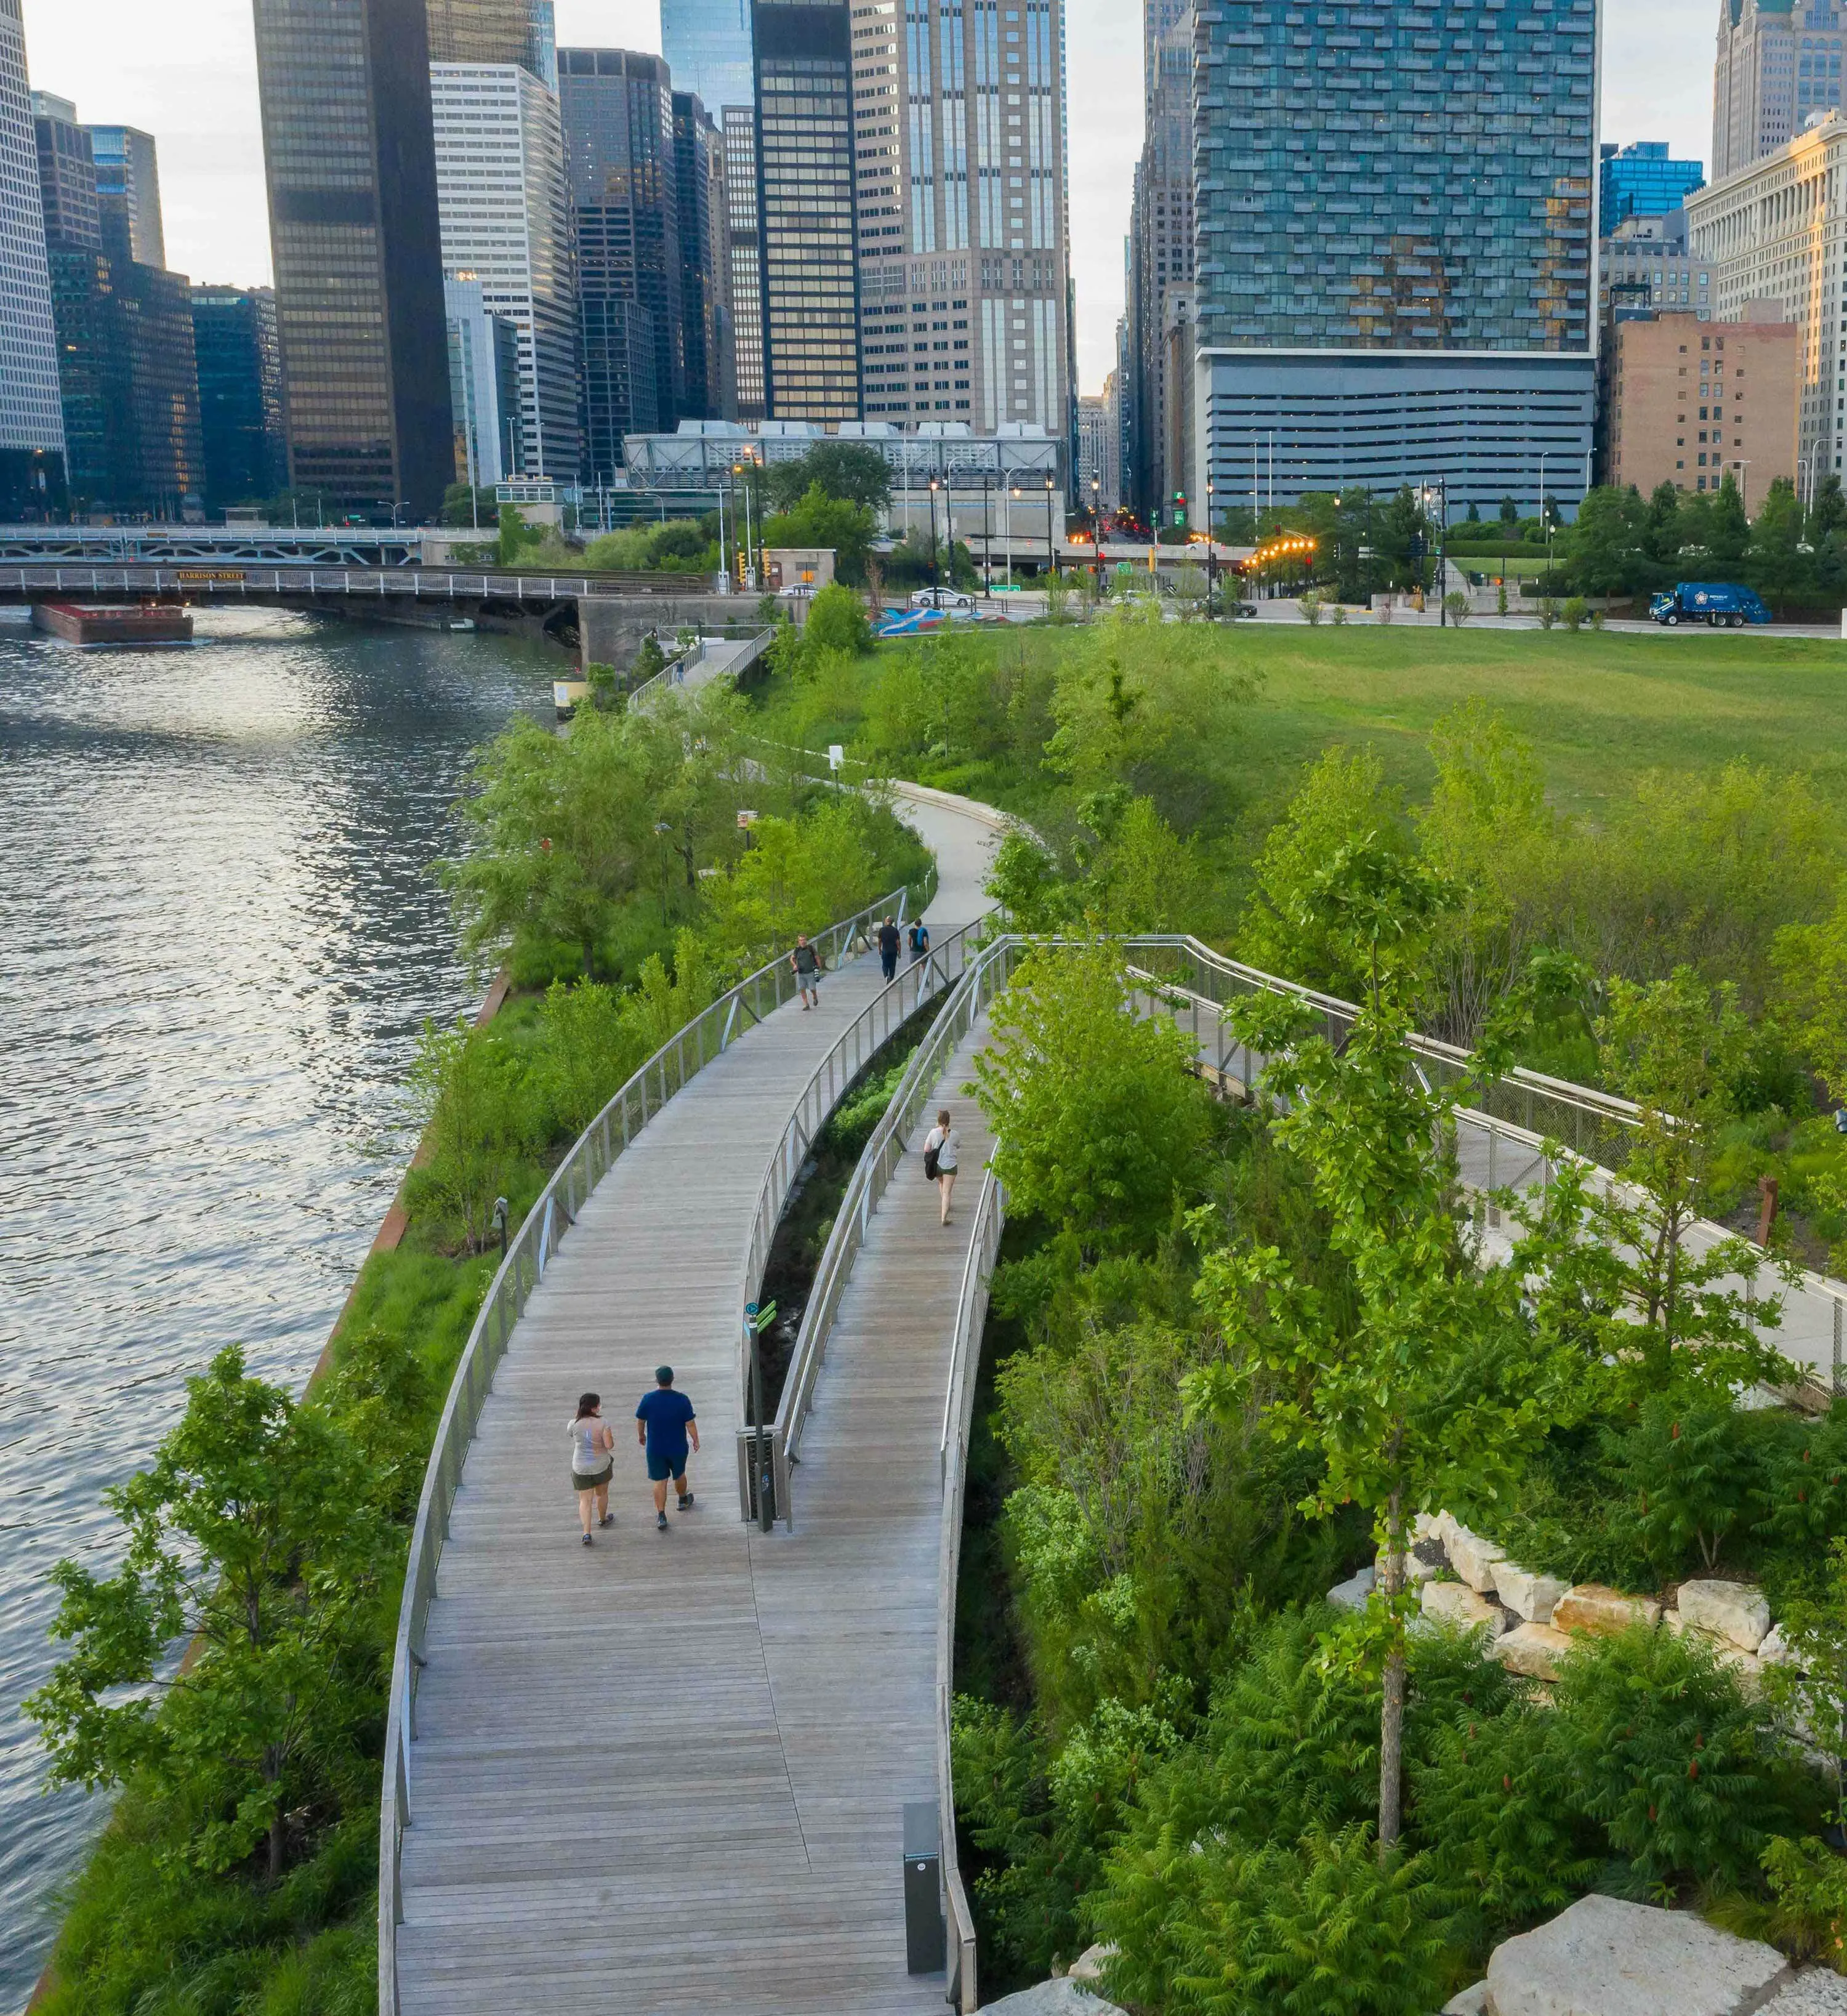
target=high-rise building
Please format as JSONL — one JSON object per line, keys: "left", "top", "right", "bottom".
{"left": 662, "top": 0, "right": 756, "bottom": 119}
{"left": 430, "top": 62, "right": 580, "bottom": 481}
{"left": 754, "top": 0, "right": 859, "bottom": 421}
{"left": 1603, "top": 310, "right": 1798, "bottom": 501}
{"left": 0, "top": 4, "right": 66, "bottom": 517}
{"left": 252, "top": 0, "right": 455, "bottom": 518}
{"left": 1076, "top": 393, "right": 1106, "bottom": 512}
{"left": 1194, "top": 0, "right": 1598, "bottom": 518}
{"left": 31, "top": 91, "right": 97, "bottom": 249}
{"left": 191, "top": 284, "right": 289, "bottom": 509}
{"left": 1126, "top": 6, "right": 1193, "bottom": 522}
{"left": 1598, "top": 215, "right": 1713, "bottom": 325}
{"left": 723, "top": 105, "right": 765, "bottom": 419}
{"left": 88, "top": 123, "right": 164, "bottom": 268}
{"left": 847, "top": 0, "right": 1071, "bottom": 435}
{"left": 674, "top": 89, "right": 732, "bottom": 418}
{"left": 445, "top": 270, "right": 523, "bottom": 488}
{"left": 426, "top": 0, "right": 557, "bottom": 83}
{"left": 1715, "top": 0, "right": 1845, "bottom": 183}
{"left": 1100, "top": 366, "right": 1122, "bottom": 516}
{"left": 1600, "top": 142, "right": 1704, "bottom": 230}
{"left": 558, "top": 48, "right": 682, "bottom": 482}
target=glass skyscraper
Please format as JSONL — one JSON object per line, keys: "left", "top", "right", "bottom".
{"left": 191, "top": 284, "right": 289, "bottom": 509}
{"left": 1, "top": 5, "right": 66, "bottom": 518}
{"left": 1194, "top": 0, "right": 1598, "bottom": 515}
{"left": 662, "top": 0, "right": 756, "bottom": 115}
{"left": 88, "top": 123, "right": 165, "bottom": 268}
{"left": 425, "top": 0, "right": 557, "bottom": 88}
{"left": 1601, "top": 142, "right": 1705, "bottom": 229}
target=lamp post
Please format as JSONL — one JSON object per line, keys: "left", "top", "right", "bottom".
{"left": 928, "top": 478, "right": 941, "bottom": 605}
{"left": 1205, "top": 474, "right": 1217, "bottom": 612}
{"left": 1091, "top": 475, "right": 1103, "bottom": 595}
{"left": 1044, "top": 472, "right": 1056, "bottom": 589}
{"left": 1007, "top": 485, "right": 1019, "bottom": 589}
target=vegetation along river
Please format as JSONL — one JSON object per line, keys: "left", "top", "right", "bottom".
{"left": 0, "top": 608, "right": 554, "bottom": 2001}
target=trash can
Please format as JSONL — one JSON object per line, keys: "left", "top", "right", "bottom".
{"left": 903, "top": 1800, "right": 946, "bottom": 1974}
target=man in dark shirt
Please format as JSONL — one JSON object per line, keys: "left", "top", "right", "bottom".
{"left": 877, "top": 914, "right": 901, "bottom": 982}
{"left": 636, "top": 1365, "right": 699, "bottom": 1531}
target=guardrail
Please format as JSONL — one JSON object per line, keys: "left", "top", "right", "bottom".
{"left": 629, "top": 626, "right": 776, "bottom": 712}
{"left": 0, "top": 563, "right": 718, "bottom": 602}
{"left": 376, "top": 879, "right": 918, "bottom": 2016}
{"left": 733, "top": 912, "right": 988, "bottom": 1523}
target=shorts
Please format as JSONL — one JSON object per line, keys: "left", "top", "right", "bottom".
{"left": 645, "top": 1447, "right": 689, "bottom": 1483}
{"left": 796, "top": 968, "right": 820, "bottom": 988}
{"left": 571, "top": 1464, "right": 613, "bottom": 1493}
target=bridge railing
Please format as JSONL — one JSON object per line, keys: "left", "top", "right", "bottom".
{"left": 734, "top": 909, "right": 988, "bottom": 1523}
{"left": 377, "top": 879, "right": 917, "bottom": 2016}
{"left": 0, "top": 563, "right": 720, "bottom": 602}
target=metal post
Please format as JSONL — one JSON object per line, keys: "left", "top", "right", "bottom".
{"left": 1835, "top": 1298, "right": 1843, "bottom": 1397}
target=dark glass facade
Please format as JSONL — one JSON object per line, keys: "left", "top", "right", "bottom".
{"left": 559, "top": 47, "right": 681, "bottom": 479}
{"left": 191, "top": 284, "right": 289, "bottom": 509}
{"left": 673, "top": 89, "right": 730, "bottom": 418}
{"left": 33, "top": 95, "right": 98, "bottom": 252}
{"left": 662, "top": 0, "right": 756, "bottom": 115}
{"left": 425, "top": 0, "right": 557, "bottom": 86}
{"left": 753, "top": 0, "right": 859, "bottom": 420}
{"left": 252, "top": 0, "right": 455, "bottom": 518}
{"left": 88, "top": 124, "right": 165, "bottom": 268}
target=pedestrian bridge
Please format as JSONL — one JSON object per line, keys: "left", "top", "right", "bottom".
{"left": 380, "top": 802, "right": 1847, "bottom": 2016}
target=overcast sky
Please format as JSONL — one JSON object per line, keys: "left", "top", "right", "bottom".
{"left": 20, "top": 0, "right": 1714, "bottom": 396}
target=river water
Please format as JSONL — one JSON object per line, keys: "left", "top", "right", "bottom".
{"left": 0, "top": 608, "right": 554, "bottom": 2001}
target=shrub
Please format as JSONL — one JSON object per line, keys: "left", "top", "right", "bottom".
{"left": 1614, "top": 1394, "right": 1761, "bottom": 1575}
{"left": 1377, "top": 600, "right": 1394, "bottom": 624}
{"left": 1563, "top": 596, "right": 1588, "bottom": 632}
{"left": 1538, "top": 597, "right": 1558, "bottom": 629}
{"left": 803, "top": 579, "right": 873, "bottom": 656}
{"left": 1444, "top": 591, "right": 1471, "bottom": 626}
{"left": 404, "top": 1018, "right": 539, "bottom": 1254}
{"left": 1330, "top": 602, "right": 1350, "bottom": 626}
{"left": 1497, "top": 579, "right": 1510, "bottom": 617}
{"left": 1302, "top": 591, "right": 1324, "bottom": 626}
{"left": 1762, "top": 1834, "right": 1847, "bottom": 1969}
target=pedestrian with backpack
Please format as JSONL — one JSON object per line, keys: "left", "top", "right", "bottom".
{"left": 877, "top": 914, "right": 901, "bottom": 982}
{"left": 791, "top": 934, "right": 821, "bottom": 1009}
{"left": 908, "top": 918, "right": 930, "bottom": 967}
{"left": 923, "top": 1107, "right": 959, "bottom": 1226}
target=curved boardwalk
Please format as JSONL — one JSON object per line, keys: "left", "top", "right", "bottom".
{"left": 396, "top": 792, "right": 998, "bottom": 2016}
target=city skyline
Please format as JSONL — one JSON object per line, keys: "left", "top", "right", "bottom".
{"left": 15, "top": 0, "right": 1724, "bottom": 394}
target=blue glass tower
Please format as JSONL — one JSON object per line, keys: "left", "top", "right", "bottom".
{"left": 1600, "top": 142, "right": 1705, "bottom": 228}
{"left": 1194, "top": 0, "right": 1600, "bottom": 517}
{"left": 661, "top": 0, "right": 755, "bottom": 112}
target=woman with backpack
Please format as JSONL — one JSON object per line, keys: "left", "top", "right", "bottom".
{"left": 923, "top": 1107, "right": 959, "bottom": 1226}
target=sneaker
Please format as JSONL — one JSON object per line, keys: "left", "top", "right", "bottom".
{"left": 656, "top": 1510, "right": 669, "bottom": 1531}
{"left": 599, "top": 1512, "right": 615, "bottom": 1528}
{"left": 678, "top": 1492, "right": 695, "bottom": 1510}
{"left": 582, "top": 1533, "right": 593, "bottom": 1547}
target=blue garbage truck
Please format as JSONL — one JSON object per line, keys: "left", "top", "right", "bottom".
{"left": 1648, "top": 583, "right": 1771, "bottom": 627}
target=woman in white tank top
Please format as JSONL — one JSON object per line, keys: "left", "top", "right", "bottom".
{"left": 569, "top": 1393, "right": 616, "bottom": 1545}
{"left": 924, "top": 1107, "right": 960, "bottom": 1227}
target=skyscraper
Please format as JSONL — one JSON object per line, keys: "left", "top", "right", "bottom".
{"left": 558, "top": 48, "right": 681, "bottom": 480}
{"left": 1600, "top": 142, "right": 1705, "bottom": 228}
{"left": 1194, "top": 0, "right": 1598, "bottom": 517}
{"left": 252, "top": 0, "right": 454, "bottom": 518}
{"left": 445, "top": 270, "right": 523, "bottom": 488}
{"left": 674, "top": 90, "right": 732, "bottom": 418}
{"left": 1126, "top": 6, "right": 1193, "bottom": 522}
{"left": 191, "top": 284, "right": 289, "bottom": 508}
{"left": 753, "top": 0, "right": 858, "bottom": 421}
{"left": 88, "top": 124, "right": 164, "bottom": 268}
{"left": 661, "top": 0, "right": 756, "bottom": 121}
{"left": 847, "top": 0, "right": 1072, "bottom": 433}
{"left": 32, "top": 91, "right": 97, "bottom": 249}
{"left": 723, "top": 105, "right": 765, "bottom": 419}
{"left": 0, "top": 2, "right": 66, "bottom": 517}
{"left": 430, "top": 62, "right": 581, "bottom": 480}
{"left": 426, "top": 0, "right": 557, "bottom": 86}
{"left": 1715, "top": 0, "right": 1844, "bottom": 182}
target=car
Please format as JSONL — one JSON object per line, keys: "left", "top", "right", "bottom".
{"left": 909, "top": 587, "right": 976, "bottom": 610}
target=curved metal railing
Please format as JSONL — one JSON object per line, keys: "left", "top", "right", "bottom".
{"left": 377, "top": 879, "right": 922, "bottom": 2016}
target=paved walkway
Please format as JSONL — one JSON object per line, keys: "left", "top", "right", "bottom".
{"left": 396, "top": 791, "right": 998, "bottom": 2015}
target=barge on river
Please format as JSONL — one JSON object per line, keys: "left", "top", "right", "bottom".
{"left": 32, "top": 601, "right": 194, "bottom": 645}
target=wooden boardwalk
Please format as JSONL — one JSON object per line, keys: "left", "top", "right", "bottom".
{"left": 397, "top": 792, "right": 999, "bottom": 2015}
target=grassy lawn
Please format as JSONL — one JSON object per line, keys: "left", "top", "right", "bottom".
{"left": 1220, "top": 626, "right": 1847, "bottom": 816}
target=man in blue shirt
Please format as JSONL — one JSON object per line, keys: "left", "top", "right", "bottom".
{"left": 636, "top": 1365, "right": 699, "bottom": 1531}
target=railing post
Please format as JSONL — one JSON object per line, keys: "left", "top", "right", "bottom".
{"left": 1836, "top": 1299, "right": 1844, "bottom": 1397}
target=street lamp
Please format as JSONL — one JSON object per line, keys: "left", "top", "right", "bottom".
{"left": 1044, "top": 473, "right": 1056, "bottom": 589}
{"left": 928, "top": 478, "right": 941, "bottom": 605}
{"left": 1091, "top": 475, "right": 1103, "bottom": 594}
{"left": 1205, "top": 474, "right": 1217, "bottom": 612}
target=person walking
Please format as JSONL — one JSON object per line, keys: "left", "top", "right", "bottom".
{"left": 791, "top": 934, "right": 821, "bottom": 1009}
{"left": 908, "top": 917, "right": 931, "bottom": 967}
{"left": 569, "top": 1393, "right": 616, "bottom": 1545}
{"left": 924, "top": 1106, "right": 960, "bottom": 1226}
{"left": 636, "top": 1365, "right": 699, "bottom": 1531}
{"left": 877, "top": 914, "right": 901, "bottom": 982}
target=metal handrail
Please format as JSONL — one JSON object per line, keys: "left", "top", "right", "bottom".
{"left": 734, "top": 912, "right": 988, "bottom": 1522}
{"left": 377, "top": 877, "right": 919, "bottom": 2016}
{"left": 0, "top": 563, "right": 718, "bottom": 602}
{"left": 628, "top": 626, "right": 775, "bottom": 711}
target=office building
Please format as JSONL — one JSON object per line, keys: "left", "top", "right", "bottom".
{"left": 559, "top": 47, "right": 682, "bottom": 482}
{"left": 191, "top": 284, "right": 288, "bottom": 510}
{"left": 1100, "top": 365, "right": 1122, "bottom": 516}
{"left": 1603, "top": 310, "right": 1798, "bottom": 502}
{"left": 723, "top": 105, "right": 765, "bottom": 418}
{"left": 445, "top": 270, "right": 523, "bottom": 488}
{"left": 1076, "top": 392, "right": 1107, "bottom": 513}
{"left": 252, "top": 0, "right": 454, "bottom": 518}
{"left": 754, "top": 0, "right": 859, "bottom": 421}
{"left": 847, "top": 0, "right": 1072, "bottom": 437}
{"left": 1194, "top": 0, "right": 1598, "bottom": 518}
{"left": 1715, "top": 0, "right": 1845, "bottom": 183}
{"left": 1126, "top": 4, "right": 1193, "bottom": 522}
{"left": 1688, "top": 112, "right": 1847, "bottom": 488}
{"left": 1599, "top": 214, "right": 1713, "bottom": 323}
{"left": 426, "top": 0, "right": 557, "bottom": 83}
{"left": 89, "top": 123, "right": 164, "bottom": 268}
{"left": 662, "top": 0, "right": 756, "bottom": 119}
{"left": 674, "top": 90, "right": 732, "bottom": 418}
{"left": 1600, "top": 142, "right": 1704, "bottom": 230}
{"left": 1, "top": 4, "right": 66, "bottom": 516}
{"left": 32, "top": 91, "right": 97, "bottom": 249}
{"left": 430, "top": 62, "right": 579, "bottom": 482}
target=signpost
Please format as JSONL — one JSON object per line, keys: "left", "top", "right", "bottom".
{"left": 744, "top": 1299, "right": 778, "bottom": 1531}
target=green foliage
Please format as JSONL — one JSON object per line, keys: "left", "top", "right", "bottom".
{"left": 404, "top": 1017, "right": 541, "bottom": 1253}
{"left": 1761, "top": 1534, "right": 1847, "bottom": 1824}
{"left": 1443, "top": 591, "right": 1470, "bottom": 626}
{"left": 762, "top": 482, "right": 878, "bottom": 584}
{"left": 803, "top": 579, "right": 874, "bottom": 656}
{"left": 764, "top": 440, "right": 893, "bottom": 514}
{"left": 582, "top": 517, "right": 718, "bottom": 573}
{"left": 1761, "top": 1833, "right": 1847, "bottom": 1969}
{"left": 1617, "top": 1397, "right": 1760, "bottom": 1574}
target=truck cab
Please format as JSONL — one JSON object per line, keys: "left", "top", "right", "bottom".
{"left": 1649, "top": 582, "right": 1771, "bottom": 627}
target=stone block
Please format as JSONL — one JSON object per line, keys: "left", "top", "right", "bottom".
{"left": 1067, "top": 1944, "right": 1117, "bottom": 1986}
{"left": 1414, "top": 1510, "right": 1446, "bottom": 1546}
{"left": 1676, "top": 1581, "right": 1772, "bottom": 1653}
{"left": 1423, "top": 1579, "right": 1508, "bottom": 1635}
{"left": 983, "top": 1982, "right": 1125, "bottom": 2016}
{"left": 1553, "top": 1584, "right": 1662, "bottom": 1639}
{"left": 1758, "top": 1624, "right": 1794, "bottom": 1667}
{"left": 1449, "top": 1524, "right": 1510, "bottom": 1594}
{"left": 1493, "top": 1562, "right": 1572, "bottom": 1626}
{"left": 1377, "top": 1548, "right": 1442, "bottom": 1588}
{"left": 1488, "top": 1622, "right": 1574, "bottom": 1683}
{"left": 1444, "top": 1985, "right": 1490, "bottom": 2016}
{"left": 1665, "top": 1615, "right": 1764, "bottom": 1691}
{"left": 1484, "top": 1894, "right": 1790, "bottom": 2016}
{"left": 1328, "top": 1566, "right": 1376, "bottom": 1612}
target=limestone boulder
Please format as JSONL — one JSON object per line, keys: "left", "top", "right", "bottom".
{"left": 1494, "top": 1562, "right": 1572, "bottom": 1626}
{"left": 1553, "top": 1584, "right": 1662, "bottom": 1638}
{"left": 1758, "top": 1623, "right": 1795, "bottom": 1667}
{"left": 1328, "top": 1566, "right": 1376, "bottom": 1612}
{"left": 1676, "top": 1580, "right": 1772, "bottom": 1654}
{"left": 1449, "top": 1525, "right": 1510, "bottom": 1594}
{"left": 1485, "top": 1894, "right": 1790, "bottom": 2016}
{"left": 1423, "top": 1579, "right": 1508, "bottom": 1636}
{"left": 1376, "top": 1546, "right": 1442, "bottom": 1589}
{"left": 1444, "top": 1986, "right": 1490, "bottom": 2016}
{"left": 1488, "top": 1621, "right": 1574, "bottom": 1683}
{"left": 1665, "top": 1615, "right": 1764, "bottom": 1690}
{"left": 983, "top": 1981, "right": 1124, "bottom": 2016}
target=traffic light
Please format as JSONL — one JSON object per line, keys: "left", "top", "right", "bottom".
{"left": 1173, "top": 490, "right": 1188, "bottom": 528}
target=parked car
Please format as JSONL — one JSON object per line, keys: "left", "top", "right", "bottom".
{"left": 1649, "top": 582, "right": 1771, "bottom": 627}
{"left": 909, "top": 587, "right": 976, "bottom": 609}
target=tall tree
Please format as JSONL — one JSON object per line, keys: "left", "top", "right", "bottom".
{"left": 1750, "top": 475, "right": 1811, "bottom": 612}
{"left": 1708, "top": 470, "right": 1750, "bottom": 568}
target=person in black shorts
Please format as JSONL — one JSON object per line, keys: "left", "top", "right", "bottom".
{"left": 636, "top": 1365, "right": 699, "bottom": 1531}
{"left": 877, "top": 914, "right": 901, "bottom": 982}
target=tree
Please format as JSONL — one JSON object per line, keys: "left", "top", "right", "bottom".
{"left": 26, "top": 1349, "right": 388, "bottom": 1881}
{"left": 1709, "top": 470, "right": 1750, "bottom": 568}
{"left": 1499, "top": 496, "right": 1521, "bottom": 528}
{"left": 1187, "top": 837, "right": 1563, "bottom": 1852}
{"left": 1774, "top": 877, "right": 1847, "bottom": 1102}
{"left": 1566, "top": 484, "right": 1649, "bottom": 596}
{"left": 762, "top": 482, "right": 878, "bottom": 584}
{"left": 766, "top": 441, "right": 893, "bottom": 514}
{"left": 441, "top": 482, "right": 498, "bottom": 528}
{"left": 496, "top": 502, "right": 541, "bottom": 567}
{"left": 407, "top": 1017, "right": 537, "bottom": 1252}
{"left": 1750, "top": 475, "right": 1811, "bottom": 613}
{"left": 803, "top": 579, "right": 874, "bottom": 655}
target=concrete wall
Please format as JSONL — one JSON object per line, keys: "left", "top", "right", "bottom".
{"left": 578, "top": 592, "right": 768, "bottom": 671}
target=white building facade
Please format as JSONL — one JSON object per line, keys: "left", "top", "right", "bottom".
{"left": 1715, "top": 0, "right": 1847, "bottom": 183}
{"left": 431, "top": 62, "right": 581, "bottom": 482}
{"left": 0, "top": 0, "right": 66, "bottom": 505}
{"left": 1687, "top": 113, "right": 1847, "bottom": 492}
